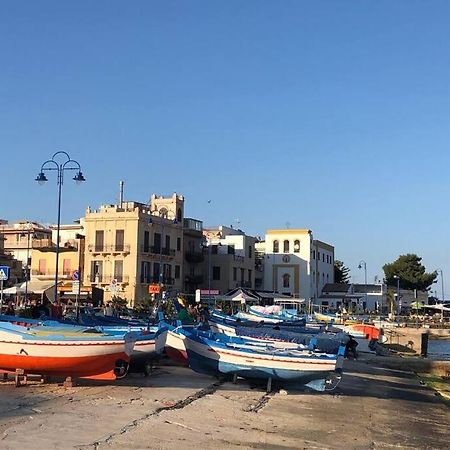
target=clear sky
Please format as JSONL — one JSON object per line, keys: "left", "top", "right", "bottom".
{"left": 1, "top": 1, "right": 449, "bottom": 295}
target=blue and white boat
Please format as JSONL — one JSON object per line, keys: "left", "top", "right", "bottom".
{"left": 177, "top": 327, "right": 345, "bottom": 390}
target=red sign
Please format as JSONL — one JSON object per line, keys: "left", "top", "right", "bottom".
{"left": 148, "top": 284, "right": 161, "bottom": 294}
{"left": 200, "top": 289, "right": 219, "bottom": 295}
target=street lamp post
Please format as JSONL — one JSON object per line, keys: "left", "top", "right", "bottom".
{"left": 358, "top": 260, "right": 367, "bottom": 284}
{"left": 436, "top": 269, "right": 445, "bottom": 322}
{"left": 358, "top": 260, "right": 367, "bottom": 312}
{"left": 20, "top": 224, "right": 33, "bottom": 306}
{"left": 35, "top": 151, "right": 85, "bottom": 305}
{"left": 393, "top": 275, "right": 400, "bottom": 317}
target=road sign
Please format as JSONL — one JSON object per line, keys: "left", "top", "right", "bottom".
{"left": 200, "top": 289, "right": 219, "bottom": 295}
{"left": 72, "top": 270, "right": 80, "bottom": 281}
{"left": 71, "top": 281, "right": 80, "bottom": 294}
{"left": 149, "top": 284, "right": 161, "bottom": 294}
{"left": 0, "top": 266, "right": 10, "bottom": 281}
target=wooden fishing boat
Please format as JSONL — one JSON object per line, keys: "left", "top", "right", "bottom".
{"left": 182, "top": 328, "right": 345, "bottom": 391}
{"left": 0, "top": 322, "right": 135, "bottom": 381}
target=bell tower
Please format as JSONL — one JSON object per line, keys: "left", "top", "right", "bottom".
{"left": 150, "top": 193, "right": 184, "bottom": 222}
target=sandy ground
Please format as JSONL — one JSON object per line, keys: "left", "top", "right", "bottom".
{"left": 0, "top": 356, "right": 449, "bottom": 450}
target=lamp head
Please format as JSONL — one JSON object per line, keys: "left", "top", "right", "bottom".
{"left": 35, "top": 172, "right": 48, "bottom": 185}
{"left": 73, "top": 171, "right": 86, "bottom": 184}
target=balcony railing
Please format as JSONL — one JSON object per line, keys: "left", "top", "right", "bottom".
{"left": 185, "top": 251, "right": 204, "bottom": 263}
{"left": 31, "top": 269, "right": 74, "bottom": 277}
{"left": 140, "top": 245, "right": 175, "bottom": 257}
{"left": 139, "top": 275, "right": 175, "bottom": 285}
{"left": 88, "top": 274, "right": 130, "bottom": 284}
{"left": 88, "top": 244, "right": 131, "bottom": 254}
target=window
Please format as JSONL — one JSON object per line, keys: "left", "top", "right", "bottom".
{"left": 283, "top": 273, "right": 290, "bottom": 288}
{"left": 144, "top": 231, "right": 150, "bottom": 252}
{"left": 283, "top": 240, "right": 289, "bottom": 253}
{"left": 165, "top": 235, "right": 171, "bottom": 252}
{"left": 114, "top": 260, "right": 123, "bottom": 282}
{"left": 273, "top": 240, "right": 279, "bottom": 253}
{"left": 294, "top": 240, "right": 300, "bottom": 253}
{"left": 140, "top": 261, "right": 150, "bottom": 283}
{"left": 177, "top": 208, "right": 182, "bottom": 222}
{"left": 322, "top": 253, "right": 325, "bottom": 262}
{"left": 63, "top": 259, "right": 71, "bottom": 275}
{"left": 38, "top": 259, "right": 46, "bottom": 275}
{"left": 233, "top": 267, "right": 237, "bottom": 281}
{"left": 175, "top": 265, "right": 181, "bottom": 279}
{"left": 228, "top": 245, "right": 235, "bottom": 255}
{"left": 248, "top": 269, "right": 252, "bottom": 282}
{"left": 248, "top": 245, "right": 252, "bottom": 258}
{"left": 212, "top": 266, "right": 221, "bottom": 280}
{"left": 240, "top": 268, "right": 245, "bottom": 283}
{"left": 95, "top": 230, "right": 104, "bottom": 251}
{"left": 211, "top": 245, "right": 218, "bottom": 254}
{"left": 91, "top": 260, "right": 103, "bottom": 282}
{"left": 312, "top": 250, "right": 315, "bottom": 260}
{"left": 177, "top": 237, "right": 181, "bottom": 251}
{"left": 153, "top": 262, "right": 160, "bottom": 280}
{"left": 154, "top": 233, "right": 161, "bottom": 252}
{"left": 115, "top": 230, "right": 124, "bottom": 251}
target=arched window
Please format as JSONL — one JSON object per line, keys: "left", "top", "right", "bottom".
{"left": 283, "top": 273, "right": 290, "bottom": 288}
{"left": 177, "top": 208, "right": 182, "bottom": 222}
{"left": 283, "top": 240, "right": 289, "bottom": 253}
{"left": 293, "top": 240, "right": 300, "bottom": 253}
{"left": 159, "top": 207, "right": 168, "bottom": 219}
{"left": 273, "top": 240, "right": 279, "bottom": 253}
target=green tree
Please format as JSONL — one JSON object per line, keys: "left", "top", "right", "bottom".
{"left": 383, "top": 254, "right": 437, "bottom": 291}
{"left": 334, "top": 260, "right": 350, "bottom": 284}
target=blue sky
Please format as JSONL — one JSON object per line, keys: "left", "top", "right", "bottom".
{"left": 1, "top": 1, "right": 449, "bottom": 294}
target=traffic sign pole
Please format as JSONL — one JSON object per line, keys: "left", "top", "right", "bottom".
{"left": 0, "top": 279, "right": 3, "bottom": 313}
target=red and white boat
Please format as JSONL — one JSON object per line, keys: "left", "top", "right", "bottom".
{"left": 0, "top": 322, "right": 135, "bottom": 380}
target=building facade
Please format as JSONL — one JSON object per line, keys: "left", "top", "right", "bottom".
{"left": 203, "top": 226, "right": 256, "bottom": 294}
{"left": 259, "top": 229, "right": 334, "bottom": 301}
{"left": 83, "top": 194, "right": 185, "bottom": 306}
{"left": 182, "top": 218, "right": 204, "bottom": 294}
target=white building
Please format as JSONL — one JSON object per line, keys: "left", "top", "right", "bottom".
{"left": 259, "top": 229, "right": 334, "bottom": 301}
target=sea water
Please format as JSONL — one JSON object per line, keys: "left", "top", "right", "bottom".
{"left": 428, "top": 339, "right": 450, "bottom": 360}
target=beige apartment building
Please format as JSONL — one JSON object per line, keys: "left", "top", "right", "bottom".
{"left": 83, "top": 193, "right": 185, "bottom": 306}
{"left": 203, "top": 226, "right": 256, "bottom": 294}
{"left": 0, "top": 221, "right": 52, "bottom": 266}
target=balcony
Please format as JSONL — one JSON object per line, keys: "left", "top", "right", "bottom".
{"left": 31, "top": 269, "right": 73, "bottom": 279}
{"left": 185, "top": 251, "right": 204, "bottom": 264}
{"left": 140, "top": 245, "right": 175, "bottom": 257}
{"left": 88, "top": 274, "right": 130, "bottom": 284}
{"left": 88, "top": 244, "right": 131, "bottom": 254}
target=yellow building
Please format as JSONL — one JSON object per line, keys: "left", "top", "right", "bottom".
{"left": 83, "top": 194, "right": 185, "bottom": 306}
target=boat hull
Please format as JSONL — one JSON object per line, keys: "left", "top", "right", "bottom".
{"left": 0, "top": 324, "right": 134, "bottom": 380}
{"left": 165, "top": 329, "right": 189, "bottom": 366}
{"left": 185, "top": 333, "right": 343, "bottom": 383}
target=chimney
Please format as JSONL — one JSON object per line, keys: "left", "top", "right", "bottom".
{"left": 119, "top": 181, "right": 124, "bottom": 208}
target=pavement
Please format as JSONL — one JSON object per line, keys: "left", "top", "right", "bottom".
{"left": 0, "top": 356, "right": 449, "bottom": 450}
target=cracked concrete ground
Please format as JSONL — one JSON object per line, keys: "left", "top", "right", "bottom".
{"left": 0, "top": 357, "right": 449, "bottom": 450}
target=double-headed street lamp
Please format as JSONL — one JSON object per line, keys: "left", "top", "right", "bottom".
{"left": 35, "top": 151, "right": 85, "bottom": 304}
